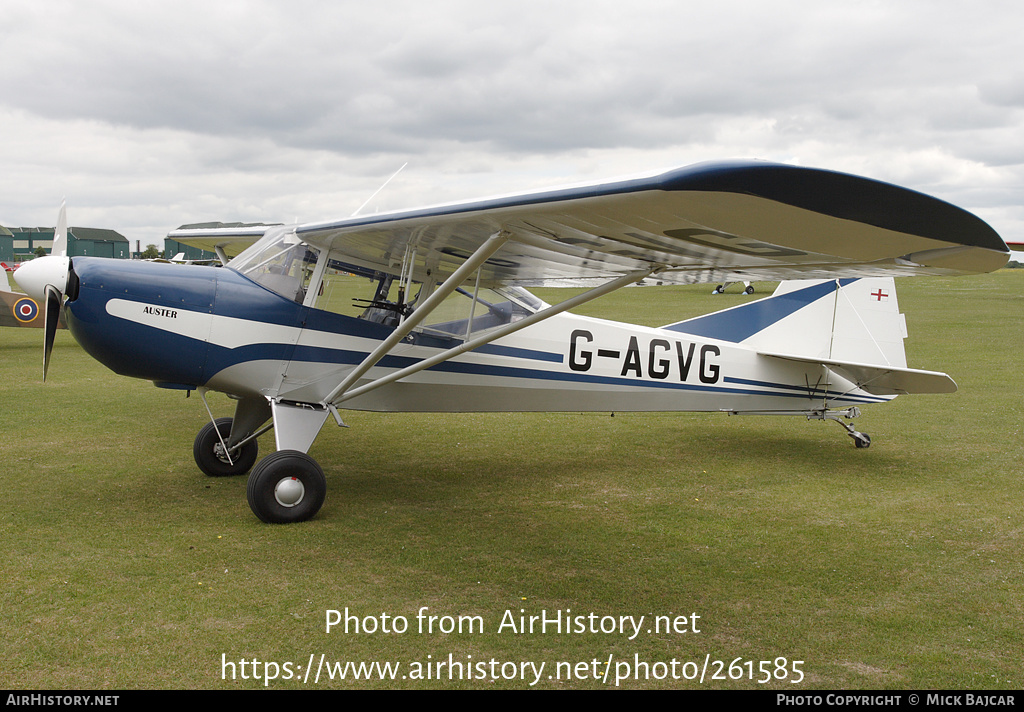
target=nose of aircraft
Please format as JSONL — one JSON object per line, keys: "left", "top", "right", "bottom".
{"left": 13, "top": 255, "right": 71, "bottom": 303}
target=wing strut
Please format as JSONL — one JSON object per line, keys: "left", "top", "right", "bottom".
{"left": 327, "top": 267, "right": 655, "bottom": 407}
{"left": 321, "top": 230, "right": 512, "bottom": 405}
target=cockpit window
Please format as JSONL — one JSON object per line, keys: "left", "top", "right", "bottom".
{"left": 229, "top": 230, "right": 548, "bottom": 331}
{"left": 229, "top": 230, "right": 317, "bottom": 302}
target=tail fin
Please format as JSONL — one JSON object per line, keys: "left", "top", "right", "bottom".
{"left": 664, "top": 278, "right": 906, "bottom": 364}
{"left": 755, "top": 278, "right": 909, "bottom": 367}
{"left": 664, "top": 279, "right": 953, "bottom": 395}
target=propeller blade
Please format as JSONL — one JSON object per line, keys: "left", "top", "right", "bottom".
{"left": 43, "top": 284, "right": 61, "bottom": 381}
{"left": 52, "top": 199, "right": 68, "bottom": 257}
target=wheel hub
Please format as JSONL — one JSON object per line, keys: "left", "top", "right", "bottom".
{"left": 213, "top": 442, "right": 232, "bottom": 464}
{"left": 274, "top": 477, "right": 305, "bottom": 507}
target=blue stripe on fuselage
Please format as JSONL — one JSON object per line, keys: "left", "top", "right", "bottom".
{"left": 64, "top": 258, "right": 878, "bottom": 406}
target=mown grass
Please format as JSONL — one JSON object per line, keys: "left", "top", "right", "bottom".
{"left": 1, "top": 271, "right": 1021, "bottom": 689}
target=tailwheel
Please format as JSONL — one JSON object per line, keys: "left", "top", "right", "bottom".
{"left": 247, "top": 450, "right": 326, "bottom": 524}
{"left": 810, "top": 407, "right": 871, "bottom": 449}
{"left": 851, "top": 431, "right": 871, "bottom": 449}
{"left": 194, "top": 417, "right": 259, "bottom": 477}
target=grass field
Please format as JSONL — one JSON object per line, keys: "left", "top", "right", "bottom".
{"left": 1, "top": 271, "right": 1021, "bottom": 689}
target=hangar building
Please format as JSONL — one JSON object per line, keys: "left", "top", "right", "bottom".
{"left": 1, "top": 225, "right": 130, "bottom": 261}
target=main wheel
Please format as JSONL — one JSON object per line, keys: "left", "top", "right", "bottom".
{"left": 193, "top": 417, "right": 259, "bottom": 477}
{"left": 744, "top": 285, "right": 755, "bottom": 294}
{"left": 246, "top": 450, "right": 326, "bottom": 524}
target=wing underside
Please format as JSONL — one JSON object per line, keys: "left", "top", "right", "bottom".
{"left": 174, "top": 161, "right": 1010, "bottom": 285}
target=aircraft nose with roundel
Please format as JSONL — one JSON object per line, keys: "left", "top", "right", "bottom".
{"left": 17, "top": 161, "right": 1010, "bottom": 523}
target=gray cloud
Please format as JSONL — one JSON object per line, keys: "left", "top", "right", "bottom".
{"left": 1, "top": 0, "right": 1022, "bottom": 245}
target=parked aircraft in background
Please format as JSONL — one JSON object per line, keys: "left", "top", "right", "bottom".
{"left": 711, "top": 281, "right": 754, "bottom": 295}
{"left": 14, "top": 161, "right": 1009, "bottom": 522}
{"left": 1, "top": 261, "right": 65, "bottom": 329}
{"left": 146, "top": 253, "right": 221, "bottom": 266}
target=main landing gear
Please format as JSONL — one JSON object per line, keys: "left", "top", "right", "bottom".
{"left": 193, "top": 417, "right": 259, "bottom": 477}
{"left": 192, "top": 411, "right": 328, "bottom": 523}
{"left": 246, "top": 450, "right": 326, "bottom": 524}
{"left": 711, "top": 282, "right": 755, "bottom": 295}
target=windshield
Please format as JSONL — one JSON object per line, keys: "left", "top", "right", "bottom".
{"left": 229, "top": 229, "right": 318, "bottom": 302}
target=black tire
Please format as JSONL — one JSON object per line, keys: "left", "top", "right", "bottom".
{"left": 246, "top": 450, "right": 326, "bottom": 524}
{"left": 854, "top": 433, "right": 871, "bottom": 449}
{"left": 744, "top": 285, "right": 755, "bottom": 294}
{"left": 193, "top": 417, "right": 259, "bottom": 477}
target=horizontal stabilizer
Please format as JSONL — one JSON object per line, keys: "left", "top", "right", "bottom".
{"left": 759, "top": 351, "right": 957, "bottom": 395}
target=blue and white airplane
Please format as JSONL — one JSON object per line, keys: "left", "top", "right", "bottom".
{"left": 14, "top": 161, "right": 1009, "bottom": 523}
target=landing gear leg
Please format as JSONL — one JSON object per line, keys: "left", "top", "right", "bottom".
{"left": 242, "top": 399, "right": 334, "bottom": 523}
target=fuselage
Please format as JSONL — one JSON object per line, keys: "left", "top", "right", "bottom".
{"left": 61, "top": 256, "right": 887, "bottom": 414}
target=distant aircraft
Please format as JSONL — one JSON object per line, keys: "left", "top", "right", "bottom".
{"left": 146, "top": 253, "right": 221, "bottom": 266}
{"left": 711, "top": 281, "right": 754, "bottom": 294}
{"left": 1, "top": 261, "right": 64, "bottom": 329}
{"left": 15, "top": 161, "right": 1009, "bottom": 523}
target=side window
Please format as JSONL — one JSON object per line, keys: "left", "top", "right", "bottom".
{"left": 294, "top": 246, "right": 545, "bottom": 334}
{"left": 313, "top": 264, "right": 410, "bottom": 326}
{"left": 419, "top": 287, "right": 537, "bottom": 338}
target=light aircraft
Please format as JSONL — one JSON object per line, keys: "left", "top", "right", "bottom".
{"left": 711, "top": 281, "right": 754, "bottom": 295}
{"left": 146, "top": 252, "right": 221, "bottom": 266}
{"left": 14, "top": 161, "right": 1009, "bottom": 523}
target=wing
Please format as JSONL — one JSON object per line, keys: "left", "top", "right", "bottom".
{"left": 293, "top": 161, "right": 1008, "bottom": 286}
{"left": 170, "top": 161, "right": 1009, "bottom": 286}
{"left": 167, "top": 223, "right": 282, "bottom": 260}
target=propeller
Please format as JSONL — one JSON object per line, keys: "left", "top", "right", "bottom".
{"left": 13, "top": 200, "right": 75, "bottom": 380}
{"left": 43, "top": 284, "right": 62, "bottom": 380}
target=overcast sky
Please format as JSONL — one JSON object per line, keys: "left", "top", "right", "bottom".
{"left": 2, "top": 0, "right": 1022, "bottom": 251}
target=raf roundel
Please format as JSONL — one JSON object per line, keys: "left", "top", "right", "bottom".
{"left": 14, "top": 297, "right": 39, "bottom": 323}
